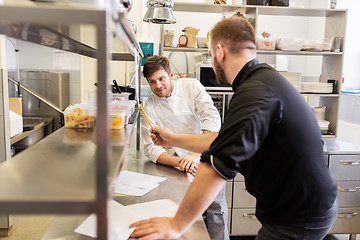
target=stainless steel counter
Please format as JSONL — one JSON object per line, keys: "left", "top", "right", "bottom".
{"left": 42, "top": 158, "right": 210, "bottom": 240}
{"left": 324, "top": 138, "right": 360, "bottom": 154}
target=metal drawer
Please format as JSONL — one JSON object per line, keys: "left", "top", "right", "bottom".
{"left": 228, "top": 209, "right": 231, "bottom": 234}
{"left": 329, "top": 155, "right": 360, "bottom": 180}
{"left": 231, "top": 208, "right": 261, "bottom": 236}
{"left": 337, "top": 181, "right": 360, "bottom": 207}
{"left": 328, "top": 207, "right": 360, "bottom": 234}
{"left": 225, "top": 182, "right": 233, "bottom": 207}
{"left": 233, "top": 182, "right": 256, "bottom": 208}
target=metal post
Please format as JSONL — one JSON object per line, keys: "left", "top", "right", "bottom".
{"left": 96, "top": 10, "right": 110, "bottom": 240}
{"left": 137, "top": 55, "right": 141, "bottom": 150}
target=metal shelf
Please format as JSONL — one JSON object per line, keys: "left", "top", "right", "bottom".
{"left": 0, "top": 2, "right": 143, "bottom": 59}
{"left": 173, "top": 2, "right": 347, "bottom": 17}
{"left": 163, "top": 46, "right": 209, "bottom": 53}
{"left": 257, "top": 50, "right": 343, "bottom": 56}
{"left": 0, "top": 116, "right": 137, "bottom": 214}
{"left": 0, "top": 1, "right": 142, "bottom": 239}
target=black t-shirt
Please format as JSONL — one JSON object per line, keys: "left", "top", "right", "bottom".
{"left": 201, "top": 59, "right": 337, "bottom": 225}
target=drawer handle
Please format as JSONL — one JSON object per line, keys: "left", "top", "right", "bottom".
{"left": 243, "top": 213, "right": 256, "bottom": 219}
{"left": 338, "top": 186, "right": 360, "bottom": 192}
{"left": 338, "top": 212, "right": 358, "bottom": 218}
{"left": 339, "top": 160, "right": 360, "bottom": 165}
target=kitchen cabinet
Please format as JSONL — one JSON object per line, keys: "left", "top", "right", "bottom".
{"left": 225, "top": 139, "right": 360, "bottom": 237}
{"left": 325, "top": 140, "right": 360, "bottom": 236}
{"left": 0, "top": 1, "right": 142, "bottom": 239}
{"left": 160, "top": 2, "right": 347, "bottom": 138}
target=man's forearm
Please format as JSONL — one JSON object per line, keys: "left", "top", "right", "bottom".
{"left": 172, "top": 132, "right": 218, "bottom": 153}
{"left": 173, "top": 162, "right": 226, "bottom": 233}
{"left": 156, "top": 152, "right": 180, "bottom": 167}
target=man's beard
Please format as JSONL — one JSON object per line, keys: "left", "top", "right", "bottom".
{"left": 214, "top": 57, "right": 228, "bottom": 86}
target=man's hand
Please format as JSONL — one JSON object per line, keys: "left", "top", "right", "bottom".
{"left": 150, "top": 126, "right": 174, "bottom": 148}
{"left": 129, "top": 217, "right": 182, "bottom": 240}
{"left": 179, "top": 153, "right": 200, "bottom": 176}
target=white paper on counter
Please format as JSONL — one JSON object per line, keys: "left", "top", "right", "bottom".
{"left": 114, "top": 170, "right": 167, "bottom": 189}
{"left": 113, "top": 182, "right": 160, "bottom": 197}
{"left": 75, "top": 199, "right": 179, "bottom": 240}
{"left": 113, "top": 170, "right": 167, "bottom": 196}
{"left": 125, "top": 199, "right": 179, "bottom": 219}
{"left": 74, "top": 200, "right": 142, "bottom": 240}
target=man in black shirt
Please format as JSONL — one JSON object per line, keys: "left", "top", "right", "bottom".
{"left": 130, "top": 16, "right": 338, "bottom": 240}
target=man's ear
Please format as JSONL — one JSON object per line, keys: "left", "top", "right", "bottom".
{"left": 216, "top": 43, "right": 225, "bottom": 63}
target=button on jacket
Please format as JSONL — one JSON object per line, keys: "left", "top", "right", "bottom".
{"left": 201, "top": 59, "right": 337, "bottom": 225}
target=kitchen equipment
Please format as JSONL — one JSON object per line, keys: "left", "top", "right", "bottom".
{"left": 246, "top": 0, "right": 266, "bottom": 5}
{"left": 201, "top": 53, "right": 212, "bottom": 64}
{"left": 113, "top": 79, "right": 122, "bottom": 93}
{"left": 8, "top": 71, "right": 70, "bottom": 130}
{"left": 269, "top": 0, "right": 289, "bottom": 6}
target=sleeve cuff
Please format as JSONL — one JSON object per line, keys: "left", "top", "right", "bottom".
{"left": 148, "top": 148, "right": 167, "bottom": 164}
{"left": 200, "top": 151, "right": 237, "bottom": 180}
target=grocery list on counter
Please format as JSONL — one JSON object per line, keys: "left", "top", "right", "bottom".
{"left": 113, "top": 170, "right": 167, "bottom": 196}
{"left": 75, "top": 199, "right": 179, "bottom": 240}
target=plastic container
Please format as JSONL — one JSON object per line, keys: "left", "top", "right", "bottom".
{"left": 276, "top": 38, "right": 304, "bottom": 51}
{"left": 112, "top": 92, "right": 131, "bottom": 101}
{"left": 111, "top": 100, "right": 136, "bottom": 125}
{"left": 257, "top": 38, "right": 276, "bottom": 50}
{"left": 64, "top": 105, "right": 95, "bottom": 128}
{"left": 312, "top": 106, "right": 326, "bottom": 121}
{"left": 110, "top": 110, "right": 126, "bottom": 130}
{"left": 318, "top": 120, "right": 330, "bottom": 134}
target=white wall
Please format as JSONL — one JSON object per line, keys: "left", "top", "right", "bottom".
{"left": 337, "top": 0, "right": 360, "bottom": 89}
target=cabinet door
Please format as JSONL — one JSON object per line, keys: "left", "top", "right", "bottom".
{"left": 337, "top": 181, "right": 360, "bottom": 207}
{"left": 231, "top": 209, "right": 261, "bottom": 236}
{"left": 225, "top": 181, "right": 233, "bottom": 207}
{"left": 329, "top": 155, "right": 360, "bottom": 180}
{"left": 328, "top": 207, "right": 360, "bottom": 234}
{"left": 233, "top": 182, "right": 256, "bottom": 208}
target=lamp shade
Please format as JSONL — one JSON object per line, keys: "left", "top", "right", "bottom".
{"left": 143, "top": 0, "right": 176, "bottom": 24}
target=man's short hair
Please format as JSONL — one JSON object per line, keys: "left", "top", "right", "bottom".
{"left": 210, "top": 15, "right": 256, "bottom": 54}
{"left": 143, "top": 55, "right": 172, "bottom": 79}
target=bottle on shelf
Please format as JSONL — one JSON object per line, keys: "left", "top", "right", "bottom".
{"left": 179, "top": 29, "right": 188, "bottom": 47}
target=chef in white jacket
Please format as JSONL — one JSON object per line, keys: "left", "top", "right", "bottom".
{"left": 140, "top": 55, "right": 229, "bottom": 240}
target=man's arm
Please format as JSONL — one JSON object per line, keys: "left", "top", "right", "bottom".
{"left": 151, "top": 126, "right": 218, "bottom": 154}
{"left": 156, "top": 152, "right": 180, "bottom": 168}
{"left": 129, "top": 162, "right": 226, "bottom": 239}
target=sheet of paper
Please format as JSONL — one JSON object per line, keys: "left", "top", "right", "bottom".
{"left": 113, "top": 183, "right": 159, "bottom": 197}
{"left": 125, "top": 199, "right": 179, "bottom": 220}
{"left": 74, "top": 200, "right": 142, "bottom": 240}
{"left": 114, "top": 170, "right": 167, "bottom": 189}
{"left": 75, "top": 199, "right": 179, "bottom": 240}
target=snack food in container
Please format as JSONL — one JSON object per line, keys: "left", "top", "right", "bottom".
{"left": 111, "top": 100, "right": 136, "bottom": 124}
{"left": 110, "top": 108, "right": 126, "bottom": 130}
{"left": 64, "top": 103, "right": 96, "bottom": 128}
{"left": 257, "top": 32, "right": 276, "bottom": 50}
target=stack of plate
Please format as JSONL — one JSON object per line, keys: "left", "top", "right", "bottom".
{"left": 279, "top": 72, "right": 301, "bottom": 91}
{"left": 302, "top": 82, "right": 333, "bottom": 93}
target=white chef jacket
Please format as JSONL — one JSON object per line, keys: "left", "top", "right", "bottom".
{"left": 141, "top": 78, "right": 221, "bottom": 163}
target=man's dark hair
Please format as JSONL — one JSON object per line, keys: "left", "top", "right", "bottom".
{"left": 210, "top": 16, "right": 256, "bottom": 54}
{"left": 143, "top": 55, "right": 171, "bottom": 79}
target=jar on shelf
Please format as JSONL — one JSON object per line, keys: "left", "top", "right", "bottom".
{"left": 179, "top": 29, "right": 187, "bottom": 47}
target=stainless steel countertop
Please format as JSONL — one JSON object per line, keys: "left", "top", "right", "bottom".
{"left": 42, "top": 138, "right": 210, "bottom": 239}
{"left": 323, "top": 138, "right": 360, "bottom": 154}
